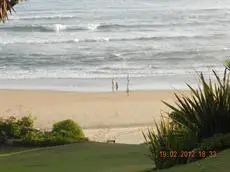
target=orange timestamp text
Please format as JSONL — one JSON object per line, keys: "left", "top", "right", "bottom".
{"left": 159, "top": 150, "right": 216, "bottom": 159}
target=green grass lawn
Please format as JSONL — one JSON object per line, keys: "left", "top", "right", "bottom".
{"left": 0, "top": 146, "right": 29, "bottom": 154}
{"left": 1, "top": 143, "right": 230, "bottom": 172}
{"left": 161, "top": 149, "right": 230, "bottom": 172}
{"left": 0, "top": 143, "right": 152, "bottom": 172}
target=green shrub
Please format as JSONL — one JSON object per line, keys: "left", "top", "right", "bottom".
{"left": 199, "top": 134, "right": 223, "bottom": 151}
{"left": 43, "top": 132, "right": 75, "bottom": 146}
{"left": 20, "top": 119, "right": 85, "bottom": 147}
{"left": 20, "top": 131, "right": 77, "bottom": 147}
{"left": 17, "top": 115, "right": 34, "bottom": 128}
{"left": 0, "top": 118, "right": 6, "bottom": 144}
{"left": 0, "top": 115, "right": 35, "bottom": 141}
{"left": 21, "top": 130, "right": 45, "bottom": 147}
{"left": 199, "top": 133, "right": 230, "bottom": 152}
{"left": 221, "top": 133, "right": 230, "bottom": 148}
{"left": 2, "top": 116, "right": 21, "bottom": 139}
{"left": 186, "top": 133, "right": 230, "bottom": 163}
{"left": 1, "top": 117, "right": 86, "bottom": 147}
{"left": 0, "top": 131, "right": 6, "bottom": 144}
{"left": 17, "top": 115, "right": 35, "bottom": 137}
{"left": 52, "top": 119, "right": 84, "bottom": 140}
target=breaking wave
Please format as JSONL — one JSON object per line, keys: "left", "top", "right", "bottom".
{"left": 0, "top": 33, "right": 221, "bottom": 45}
{"left": 0, "top": 24, "right": 87, "bottom": 32}
{"left": 0, "top": 20, "right": 221, "bottom": 33}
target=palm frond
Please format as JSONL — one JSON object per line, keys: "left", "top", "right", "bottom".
{"left": 0, "top": 0, "right": 23, "bottom": 23}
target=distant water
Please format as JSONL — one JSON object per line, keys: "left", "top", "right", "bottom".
{"left": 0, "top": 0, "right": 230, "bottom": 92}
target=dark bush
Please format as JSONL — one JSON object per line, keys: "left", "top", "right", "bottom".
{"left": 17, "top": 115, "right": 34, "bottom": 128}
{"left": 186, "top": 133, "right": 230, "bottom": 163}
{"left": 0, "top": 131, "right": 6, "bottom": 144}
{"left": 2, "top": 116, "right": 21, "bottom": 139}
{"left": 0, "top": 118, "right": 6, "bottom": 144}
{"left": 52, "top": 119, "right": 84, "bottom": 140}
{"left": 0, "top": 115, "right": 35, "bottom": 142}
{"left": 19, "top": 119, "right": 86, "bottom": 147}
{"left": 21, "top": 130, "right": 45, "bottom": 147}
{"left": 199, "top": 134, "right": 223, "bottom": 151}
{"left": 199, "top": 133, "right": 230, "bottom": 151}
{"left": 43, "top": 132, "right": 75, "bottom": 146}
{"left": 17, "top": 115, "right": 34, "bottom": 136}
{"left": 221, "top": 133, "right": 230, "bottom": 148}
{"left": 1, "top": 116, "right": 86, "bottom": 147}
{"left": 20, "top": 131, "right": 77, "bottom": 147}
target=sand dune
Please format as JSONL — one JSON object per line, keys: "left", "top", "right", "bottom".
{"left": 0, "top": 89, "right": 189, "bottom": 144}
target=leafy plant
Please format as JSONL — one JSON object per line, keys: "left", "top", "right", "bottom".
{"left": 21, "top": 130, "right": 45, "bottom": 147}
{"left": 20, "top": 130, "right": 80, "bottom": 147}
{"left": 17, "top": 115, "right": 35, "bottom": 136}
{"left": 3, "top": 116, "right": 21, "bottom": 139}
{"left": 163, "top": 69, "right": 230, "bottom": 140}
{"left": 17, "top": 115, "right": 34, "bottom": 129}
{"left": 43, "top": 132, "right": 75, "bottom": 146}
{"left": 0, "top": 115, "right": 35, "bottom": 144}
{"left": 224, "top": 59, "right": 230, "bottom": 70}
{"left": 199, "top": 133, "right": 230, "bottom": 152}
{"left": 0, "top": 116, "right": 86, "bottom": 147}
{"left": 52, "top": 119, "right": 85, "bottom": 140}
{"left": 143, "top": 116, "right": 197, "bottom": 170}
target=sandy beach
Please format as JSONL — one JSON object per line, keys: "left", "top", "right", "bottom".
{"left": 0, "top": 89, "right": 189, "bottom": 144}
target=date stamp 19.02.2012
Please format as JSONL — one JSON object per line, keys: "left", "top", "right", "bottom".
{"left": 159, "top": 150, "right": 217, "bottom": 159}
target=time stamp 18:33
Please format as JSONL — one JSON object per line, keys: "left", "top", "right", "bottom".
{"left": 160, "top": 150, "right": 217, "bottom": 159}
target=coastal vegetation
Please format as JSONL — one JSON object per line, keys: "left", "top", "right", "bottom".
{"left": 144, "top": 63, "right": 230, "bottom": 170}
{"left": 1, "top": 64, "right": 230, "bottom": 172}
{"left": 0, "top": 116, "right": 87, "bottom": 147}
{"left": 1, "top": 1, "right": 230, "bottom": 169}
{"left": 0, "top": 0, "right": 22, "bottom": 23}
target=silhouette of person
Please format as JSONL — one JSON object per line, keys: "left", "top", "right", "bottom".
{"left": 115, "top": 81, "right": 119, "bottom": 92}
{"left": 112, "top": 79, "right": 115, "bottom": 92}
{"left": 126, "top": 74, "right": 130, "bottom": 96}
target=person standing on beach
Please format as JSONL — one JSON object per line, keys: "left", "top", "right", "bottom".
{"left": 115, "top": 81, "right": 119, "bottom": 92}
{"left": 126, "top": 74, "right": 130, "bottom": 96}
{"left": 112, "top": 79, "right": 115, "bottom": 92}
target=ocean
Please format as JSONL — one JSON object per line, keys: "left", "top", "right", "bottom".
{"left": 0, "top": 0, "right": 230, "bottom": 92}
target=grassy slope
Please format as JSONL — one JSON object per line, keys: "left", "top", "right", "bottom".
{"left": 162, "top": 149, "right": 230, "bottom": 172}
{"left": 0, "top": 143, "right": 152, "bottom": 172}
{"left": 1, "top": 143, "right": 230, "bottom": 172}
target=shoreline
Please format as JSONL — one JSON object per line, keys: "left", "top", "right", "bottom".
{"left": 0, "top": 88, "right": 189, "bottom": 94}
{"left": 0, "top": 75, "right": 198, "bottom": 93}
{"left": 0, "top": 89, "right": 189, "bottom": 144}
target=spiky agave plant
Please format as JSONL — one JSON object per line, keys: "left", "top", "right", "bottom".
{"left": 144, "top": 67, "right": 230, "bottom": 170}
{"left": 163, "top": 68, "right": 230, "bottom": 141}
{"left": 143, "top": 117, "right": 174, "bottom": 169}
{"left": 143, "top": 116, "right": 197, "bottom": 169}
{"left": 0, "top": 0, "right": 23, "bottom": 23}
